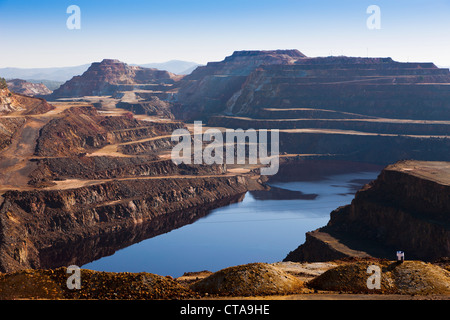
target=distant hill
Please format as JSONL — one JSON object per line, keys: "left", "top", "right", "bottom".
{"left": 6, "top": 79, "right": 52, "bottom": 96}
{"left": 50, "top": 59, "right": 181, "bottom": 98}
{"left": 0, "top": 65, "right": 90, "bottom": 82}
{"left": 0, "top": 60, "right": 202, "bottom": 84}
{"left": 134, "top": 60, "right": 202, "bottom": 75}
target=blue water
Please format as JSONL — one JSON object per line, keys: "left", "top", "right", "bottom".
{"left": 83, "top": 171, "right": 379, "bottom": 277}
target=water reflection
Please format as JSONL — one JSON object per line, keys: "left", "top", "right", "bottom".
{"left": 83, "top": 171, "right": 380, "bottom": 277}
{"left": 249, "top": 186, "right": 317, "bottom": 200}
{"left": 39, "top": 194, "right": 245, "bottom": 269}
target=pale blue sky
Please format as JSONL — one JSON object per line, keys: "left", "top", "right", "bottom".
{"left": 0, "top": 0, "right": 449, "bottom": 68}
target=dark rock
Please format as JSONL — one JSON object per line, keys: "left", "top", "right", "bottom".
{"left": 284, "top": 160, "right": 450, "bottom": 263}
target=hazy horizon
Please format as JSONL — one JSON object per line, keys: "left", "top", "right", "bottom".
{"left": 2, "top": 55, "right": 450, "bottom": 71}
{"left": 1, "top": 0, "right": 449, "bottom": 68}
{"left": 0, "top": 59, "right": 201, "bottom": 70}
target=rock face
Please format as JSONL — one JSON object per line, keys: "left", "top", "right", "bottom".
{"left": 172, "top": 52, "right": 450, "bottom": 165}
{"left": 6, "top": 79, "right": 52, "bottom": 96}
{"left": 0, "top": 88, "right": 53, "bottom": 115}
{"left": 50, "top": 59, "right": 181, "bottom": 98}
{"left": 28, "top": 156, "right": 227, "bottom": 188}
{"left": 0, "top": 175, "right": 250, "bottom": 272}
{"left": 175, "top": 54, "right": 450, "bottom": 121}
{"left": 116, "top": 96, "right": 175, "bottom": 119}
{"left": 173, "top": 50, "right": 305, "bottom": 120}
{"left": 284, "top": 160, "right": 450, "bottom": 263}
{"left": 33, "top": 106, "right": 183, "bottom": 157}
{"left": 224, "top": 56, "right": 450, "bottom": 120}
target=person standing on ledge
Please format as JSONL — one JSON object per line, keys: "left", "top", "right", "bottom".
{"left": 396, "top": 251, "right": 405, "bottom": 263}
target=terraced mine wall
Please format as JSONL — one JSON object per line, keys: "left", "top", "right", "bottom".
{"left": 33, "top": 106, "right": 184, "bottom": 157}
{"left": 0, "top": 175, "right": 250, "bottom": 272}
{"left": 173, "top": 50, "right": 306, "bottom": 120}
{"left": 118, "top": 137, "right": 175, "bottom": 155}
{"left": 217, "top": 59, "right": 450, "bottom": 121}
{"left": 176, "top": 55, "right": 450, "bottom": 120}
{"left": 209, "top": 116, "right": 450, "bottom": 136}
{"left": 277, "top": 132, "right": 450, "bottom": 164}
{"left": 174, "top": 54, "right": 450, "bottom": 165}
{"left": 0, "top": 100, "right": 249, "bottom": 273}
{"left": 116, "top": 99, "right": 174, "bottom": 119}
{"left": 229, "top": 82, "right": 450, "bottom": 120}
{"left": 28, "top": 157, "right": 227, "bottom": 187}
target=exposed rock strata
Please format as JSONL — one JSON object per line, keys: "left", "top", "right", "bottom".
{"left": 0, "top": 88, "right": 53, "bottom": 115}
{"left": 116, "top": 96, "right": 175, "bottom": 119}
{"left": 6, "top": 79, "right": 52, "bottom": 96}
{"left": 173, "top": 50, "right": 305, "bottom": 120}
{"left": 50, "top": 59, "right": 181, "bottom": 98}
{"left": 28, "top": 156, "right": 226, "bottom": 187}
{"left": 173, "top": 52, "right": 450, "bottom": 165}
{"left": 284, "top": 160, "right": 450, "bottom": 262}
{"left": 34, "top": 106, "right": 184, "bottom": 157}
{"left": 276, "top": 131, "right": 450, "bottom": 165}
{"left": 225, "top": 57, "right": 450, "bottom": 120}
{"left": 0, "top": 93, "right": 257, "bottom": 273}
{"left": 0, "top": 175, "right": 250, "bottom": 272}
{"left": 209, "top": 116, "right": 450, "bottom": 136}
{"left": 38, "top": 193, "right": 245, "bottom": 270}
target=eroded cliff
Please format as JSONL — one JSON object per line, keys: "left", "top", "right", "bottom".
{"left": 0, "top": 97, "right": 261, "bottom": 273}
{"left": 50, "top": 59, "right": 181, "bottom": 98}
{"left": 0, "top": 175, "right": 250, "bottom": 272}
{"left": 172, "top": 53, "right": 450, "bottom": 165}
{"left": 284, "top": 160, "right": 450, "bottom": 263}
{"left": 6, "top": 79, "right": 52, "bottom": 97}
{"left": 173, "top": 50, "right": 305, "bottom": 120}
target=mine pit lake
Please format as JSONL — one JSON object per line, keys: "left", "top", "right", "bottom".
{"left": 83, "top": 170, "right": 380, "bottom": 277}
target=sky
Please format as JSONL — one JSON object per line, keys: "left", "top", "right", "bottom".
{"left": 0, "top": 0, "right": 449, "bottom": 68}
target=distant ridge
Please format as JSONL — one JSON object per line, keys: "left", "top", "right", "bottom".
{"left": 133, "top": 60, "right": 202, "bottom": 75}
{"left": 0, "top": 60, "right": 201, "bottom": 83}
{"left": 0, "top": 65, "right": 90, "bottom": 82}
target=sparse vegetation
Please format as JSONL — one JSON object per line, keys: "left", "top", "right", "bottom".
{"left": 0, "top": 77, "right": 7, "bottom": 89}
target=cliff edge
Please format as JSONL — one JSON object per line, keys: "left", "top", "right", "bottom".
{"left": 284, "top": 160, "right": 450, "bottom": 262}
